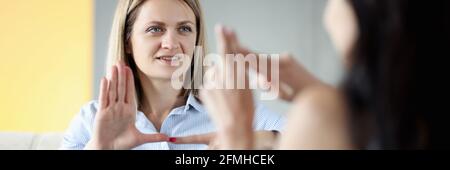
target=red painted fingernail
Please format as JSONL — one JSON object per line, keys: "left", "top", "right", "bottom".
{"left": 169, "top": 137, "right": 177, "bottom": 143}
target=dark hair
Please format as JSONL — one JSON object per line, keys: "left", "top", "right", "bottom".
{"left": 342, "top": 0, "right": 450, "bottom": 149}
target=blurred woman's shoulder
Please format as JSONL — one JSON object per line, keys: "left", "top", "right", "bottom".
{"left": 295, "top": 85, "right": 348, "bottom": 114}
{"left": 279, "top": 85, "right": 352, "bottom": 149}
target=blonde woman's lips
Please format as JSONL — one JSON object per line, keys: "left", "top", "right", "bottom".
{"left": 155, "top": 55, "right": 180, "bottom": 66}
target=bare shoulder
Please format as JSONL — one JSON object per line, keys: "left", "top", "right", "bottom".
{"left": 278, "top": 85, "right": 352, "bottom": 149}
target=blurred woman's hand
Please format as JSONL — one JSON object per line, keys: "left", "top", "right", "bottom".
{"left": 258, "top": 52, "right": 324, "bottom": 101}
{"left": 197, "top": 25, "right": 256, "bottom": 149}
{"left": 200, "top": 87, "right": 255, "bottom": 149}
{"left": 221, "top": 27, "right": 324, "bottom": 102}
{"left": 85, "top": 62, "right": 168, "bottom": 150}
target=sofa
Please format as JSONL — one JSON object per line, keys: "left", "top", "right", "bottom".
{"left": 0, "top": 132, "right": 64, "bottom": 150}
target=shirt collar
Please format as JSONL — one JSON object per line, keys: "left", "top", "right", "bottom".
{"left": 184, "top": 93, "right": 206, "bottom": 114}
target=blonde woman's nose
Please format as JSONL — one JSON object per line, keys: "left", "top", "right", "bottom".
{"left": 161, "top": 33, "right": 180, "bottom": 50}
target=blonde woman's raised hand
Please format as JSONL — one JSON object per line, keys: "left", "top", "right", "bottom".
{"left": 85, "top": 61, "right": 169, "bottom": 150}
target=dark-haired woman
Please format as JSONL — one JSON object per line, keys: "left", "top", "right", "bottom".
{"left": 202, "top": 0, "right": 449, "bottom": 149}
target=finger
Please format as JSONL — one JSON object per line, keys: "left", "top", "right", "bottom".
{"left": 207, "top": 138, "right": 221, "bottom": 150}
{"left": 215, "top": 24, "right": 226, "bottom": 55}
{"left": 252, "top": 53, "right": 291, "bottom": 84}
{"left": 171, "top": 133, "right": 215, "bottom": 144}
{"left": 215, "top": 24, "right": 234, "bottom": 56}
{"left": 98, "top": 77, "right": 109, "bottom": 109}
{"left": 215, "top": 25, "right": 235, "bottom": 83}
{"left": 117, "top": 62, "right": 126, "bottom": 102}
{"left": 200, "top": 89, "right": 217, "bottom": 115}
{"left": 253, "top": 54, "right": 272, "bottom": 81}
{"left": 125, "top": 67, "right": 137, "bottom": 105}
{"left": 138, "top": 133, "right": 169, "bottom": 144}
{"left": 279, "top": 82, "right": 295, "bottom": 101}
{"left": 237, "top": 46, "right": 252, "bottom": 56}
{"left": 109, "top": 65, "right": 118, "bottom": 103}
{"left": 207, "top": 142, "right": 219, "bottom": 150}
{"left": 257, "top": 73, "right": 271, "bottom": 91}
{"left": 225, "top": 27, "right": 239, "bottom": 53}
{"left": 201, "top": 64, "right": 223, "bottom": 90}
{"left": 225, "top": 28, "right": 253, "bottom": 86}
{"left": 254, "top": 131, "right": 279, "bottom": 150}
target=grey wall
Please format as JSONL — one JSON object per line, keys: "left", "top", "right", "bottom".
{"left": 94, "top": 0, "right": 343, "bottom": 114}
{"left": 94, "top": 0, "right": 118, "bottom": 98}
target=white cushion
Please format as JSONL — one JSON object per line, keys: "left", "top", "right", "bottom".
{"left": 0, "top": 132, "right": 63, "bottom": 150}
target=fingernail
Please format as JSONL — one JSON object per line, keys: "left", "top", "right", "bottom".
{"left": 169, "top": 137, "right": 177, "bottom": 143}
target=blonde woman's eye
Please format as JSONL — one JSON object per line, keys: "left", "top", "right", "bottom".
{"left": 179, "top": 26, "right": 192, "bottom": 33}
{"left": 146, "top": 26, "right": 164, "bottom": 33}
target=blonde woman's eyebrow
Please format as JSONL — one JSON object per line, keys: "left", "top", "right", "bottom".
{"left": 177, "top": 21, "right": 195, "bottom": 26}
{"left": 145, "top": 21, "right": 194, "bottom": 26}
{"left": 146, "top": 21, "right": 166, "bottom": 26}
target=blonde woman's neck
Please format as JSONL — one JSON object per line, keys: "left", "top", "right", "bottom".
{"left": 138, "top": 73, "right": 183, "bottom": 129}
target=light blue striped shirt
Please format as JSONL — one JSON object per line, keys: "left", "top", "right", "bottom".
{"left": 61, "top": 93, "right": 285, "bottom": 150}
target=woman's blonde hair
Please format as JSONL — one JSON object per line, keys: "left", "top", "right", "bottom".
{"left": 106, "top": 0, "right": 206, "bottom": 109}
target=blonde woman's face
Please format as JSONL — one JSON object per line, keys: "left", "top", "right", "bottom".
{"left": 129, "top": 0, "right": 197, "bottom": 80}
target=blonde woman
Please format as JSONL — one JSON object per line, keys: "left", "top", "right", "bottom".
{"left": 61, "top": 0, "right": 284, "bottom": 150}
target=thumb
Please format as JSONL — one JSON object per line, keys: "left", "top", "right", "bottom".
{"left": 138, "top": 133, "right": 169, "bottom": 144}
{"left": 170, "top": 133, "right": 216, "bottom": 145}
{"left": 278, "top": 82, "right": 295, "bottom": 101}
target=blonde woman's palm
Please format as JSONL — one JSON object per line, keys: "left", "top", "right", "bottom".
{"left": 86, "top": 62, "right": 169, "bottom": 150}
